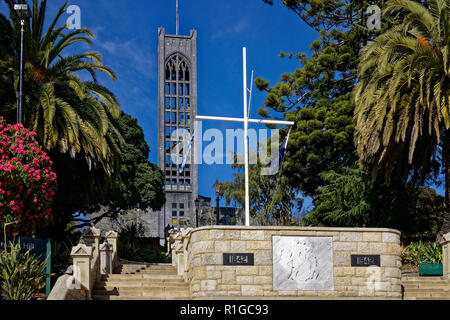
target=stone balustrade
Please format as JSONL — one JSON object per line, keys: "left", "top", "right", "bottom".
{"left": 48, "top": 226, "right": 449, "bottom": 300}
{"left": 170, "top": 226, "right": 404, "bottom": 300}
{"left": 48, "top": 227, "right": 118, "bottom": 300}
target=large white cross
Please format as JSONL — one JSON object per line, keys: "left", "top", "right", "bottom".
{"left": 196, "top": 48, "right": 295, "bottom": 227}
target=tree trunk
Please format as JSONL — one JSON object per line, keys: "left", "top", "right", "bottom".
{"left": 437, "top": 133, "right": 450, "bottom": 242}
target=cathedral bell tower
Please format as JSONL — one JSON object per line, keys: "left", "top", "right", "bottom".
{"left": 157, "top": 27, "right": 198, "bottom": 230}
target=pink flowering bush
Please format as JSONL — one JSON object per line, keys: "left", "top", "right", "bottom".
{"left": 0, "top": 117, "right": 57, "bottom": 236}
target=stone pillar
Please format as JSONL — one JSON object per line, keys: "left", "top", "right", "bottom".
{"left": 182, "top": 228, "right": 193, "bottom": 280}
{"left": 99, "top": 242, "right": 113, "bottom": 275}
{"left": 441, "top": 233, "right": 450, "bottom": 279}
{"left": 83, "top": 227, "right": 101, "bottom": 257}
{"left": 170, "top": 231, "right": 187, "bottom": 277}
{"left": 70, "top": 244, "right": 93, "bottom": 293}
{"left": 105, "top": 231, "right": 118, "bottom": 265}
{"left": 176, "top": 245, "right": 184, "bottom": 277}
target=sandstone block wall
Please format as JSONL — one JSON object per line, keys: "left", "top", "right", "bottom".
{"left": 181, "top": 226, "right": 402, "bottom": 299}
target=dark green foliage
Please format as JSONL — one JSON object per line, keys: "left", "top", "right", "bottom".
{"left": 257, "top": 0, "right": 446, "bottom": 239}
{"left": 66, "top": 112, "right": 165, "bottom": 232}
{"left": 0, "top": 242, "right": 50, "bottom": 300}
{"left": 304, "top": 168, "right": 445, "bottom": 238}
{"left": 117, "top": 241, "right": 168, "bottom": 264}
{"left": 107, "top": 113, "right": 165, "bottom": 211}
{"left": 119, "top": 222, "right": 145, "bottom": 250}
{"left": 257, "top": 0, "right": 391, "bottom": 196}
{"left": 402, "top": 241, "right": 443, "bottom": 265}
{"left": 303, "top": 168, "right": 372, "bottom": 226}
{"left": 118, "top": 222, "right": 168, "bottom": 263}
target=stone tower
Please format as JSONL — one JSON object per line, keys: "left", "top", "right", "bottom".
{"left": 157, "top": 27, "right": 198, "bottom": 231}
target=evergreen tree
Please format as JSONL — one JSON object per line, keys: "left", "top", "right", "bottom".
{"left": 257, "top": 0, "right": 388, "bottom": 195}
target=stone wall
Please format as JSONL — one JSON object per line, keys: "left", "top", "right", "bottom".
{"left": 47, "top": 275, "right": 87, "bottom": 300}
{"left": 176, "top": 226, "right": 402, "bottom": 299}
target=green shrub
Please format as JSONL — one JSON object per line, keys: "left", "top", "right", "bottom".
{"left": 117, "top": 240, "right": 168, "bottom": 263}
{"left": 402, "top": 241, "right": 443, "bottom": 265}
{"left": 0, "top": 242, "right": 50, "bottom": 300}
{"left": 119, "top": 222, "right": 145, "bottom": 250}
{"left": 139, "top": 247, "right": 167, "bottom": 263}
{"left": 117, "top": 240, "right": 141, "bottom": 261}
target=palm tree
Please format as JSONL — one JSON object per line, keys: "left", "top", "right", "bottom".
{"left": 353, "top": 0, "right": 449, "bottom": 240}
{"left": 0, "top": 0, "right": 123, "bottom": 175}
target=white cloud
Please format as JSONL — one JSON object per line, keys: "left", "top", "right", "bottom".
{"left": 211, "top": 18, "right": 250, "bottom": 40}
{"left": 96, "top": 38, "right": 156, "bottom": 80}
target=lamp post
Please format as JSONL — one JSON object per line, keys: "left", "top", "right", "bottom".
{"left": 194, "top": 197, "right": 200, "bottom": 228}
{"left": 14, "top": 4, "right": 30, "bottom": 124}
{"left": 213, "top": 180, "right": 221, "bottom": 225}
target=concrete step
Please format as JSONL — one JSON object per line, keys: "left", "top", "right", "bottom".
{"left": 95, "top": 279, "right": 186, "bottom": 288}
{"left": 118, "top": 267, "right": 177, "bottom": 274}
{"left": 403, "top": 287, "right": 450, "bottom": 300}
{"left": 404, "top": 288, "right": 450, "bottom": 294}
{"left": 404, "top": 296, "right": 450, "bottom": 300}
{"left": 92, "top": 263, "right": 190, "bottom": 300}
{"left": 92, "top": 287, "right": 190, "bottom": 297}
{"left": 119, "top": 270, "right": 178, "bottom": 275}
{"left": 100, "top": 274, "right": 183, "bottom": 281}
{"left": 117, "top": 262, "right": 172, "bottom": 266}
{"left": 402, "top": 277, "right": 450, "bottom": 300}
{"left": 118, "top": 264, "right": 175, "bottom": 268}
{"left": 402, "top": 283, "right": 450, "bottom": 290}
{"left": 403, "top": 294, "right": 450, "bottom": 300}
{"left": 402, "top": 277, "right": 448, "bottom": 282}
{"left": 119, "top": 265, "right": 175, "bottom": 270}
{"left": 92, "top": 295, "right": 187, "bottom": 300}
{"left": 94, "top": 283, "right": 188, "bottom": 290}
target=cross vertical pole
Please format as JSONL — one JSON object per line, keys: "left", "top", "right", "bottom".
{"left": 243, "top": 47, "right": 250, "bottom": 227}
{"left": 176, "top": 0, "right": 179, "bottom": 35}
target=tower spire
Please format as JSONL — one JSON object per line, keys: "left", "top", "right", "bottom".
{"left": 176, "top": 0, "right": 179, "bottom": 35}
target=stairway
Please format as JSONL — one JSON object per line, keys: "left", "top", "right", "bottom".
{"left": 402, "top": 276, "right": 450, "bottom": 300}
{"left": 92, "top": 263, "right": 190, "bottom": 300}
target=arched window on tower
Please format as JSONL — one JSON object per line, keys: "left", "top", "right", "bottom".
{"left": 164, "top": 54, "right": 192, "bottom": 188}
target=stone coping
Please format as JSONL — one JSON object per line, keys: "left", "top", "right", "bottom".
{"left": 183, "top": 226, "right": 401, "bottom": 250}
{"left": 193, "top": 296, "right": 401, "bottom": 301}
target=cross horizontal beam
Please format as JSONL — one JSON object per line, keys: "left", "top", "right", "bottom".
{"left": 196, "top": 115, "right": 295, "bottom": 126}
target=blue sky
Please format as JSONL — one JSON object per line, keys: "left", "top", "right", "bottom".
{"left": 0, "top": 1, "right": 320, "bottom": 210}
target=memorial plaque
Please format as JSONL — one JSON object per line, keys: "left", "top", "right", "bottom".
{"left": 351, "top": 255, "right": 381, "bottom": 267}
{"left": 223, "top": 253, "right": 254, "bottom": 266}
{"left": 273, "top": 236, "right": 334, "bottom": 291}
